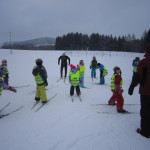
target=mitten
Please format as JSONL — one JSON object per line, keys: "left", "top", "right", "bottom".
{"left": 45, "top": 81, "right": 48, "bottom": 86}
{"left": 128, "top": 84, "right": 134, "bottom": 95}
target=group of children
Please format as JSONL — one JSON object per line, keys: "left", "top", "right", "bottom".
{"left": 0, "top": 55, "right": 139, "bottom": 114}
{"left": 69, "top": 56, "right": 127, "bottom": 113}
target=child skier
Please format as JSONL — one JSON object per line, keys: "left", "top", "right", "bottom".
{"left": 90, "top": 56, "right": 97, "bottom": 79}
{"left": 69, "top": 64, "right": 81, "bottom": 96}
{"left": 97, "top": 63, "right": 108, "bottom": 84}
{"left": 78, "top": 60, "right": 85, "bottom": 87}
{"left": 0, "top": 65, "right": 16, "bottom": 96}
{"left": 108, "top": 66, "right": 127, "bottom": 113}
{"left": 1, "top": 59, "right": 9, "bottom": 85}
{"left": 132, "top": 57, "right": 140, "bottom": 82}
{"left": 32, "top": 58, "right": 48, "bottom": 104}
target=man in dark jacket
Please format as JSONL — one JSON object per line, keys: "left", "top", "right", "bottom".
{"left": 58, "top": 53, "right": 70, "bottom": 78}
{"left": 128, "top": 43, "right": 150, "bottom": 138}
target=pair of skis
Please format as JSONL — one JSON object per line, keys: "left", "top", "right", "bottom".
{"left": 71, "top": 95, "right": 82, "bottom": 102}
{"left": 57, "top": 77, "right": 66, "bottom": 82}
{"left": 31, "top": 94, "right": 57, "bottom": 112}
{"left": 0, "top": 102, "right": 23, "bottom": 119}
{"left": 12, "top": 85, "right": 30, "bottom": 88}
{"left": 91, "top": 103, "right": 139, "bottom": 114}
{"left": 91, "top": 103, "right": 140, "bottom": 106}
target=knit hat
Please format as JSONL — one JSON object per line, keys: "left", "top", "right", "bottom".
{"left": 144, "top": 43, "right": 150, "bottom": 57}
{"left": 113, "top": 66, "right": 120, "bottom": 72}
{"left": 36, "top": 58, "right": 43, "bottom": 66}
{"left": 70, "top": 64, "right": 76, "bottom": 69}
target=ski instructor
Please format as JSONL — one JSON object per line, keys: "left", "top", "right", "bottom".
{"left": 58, "top": 53, "right": 70, "bottom": 78}
{"left": 128, "top": 43, "right": 150, "bottom": 138}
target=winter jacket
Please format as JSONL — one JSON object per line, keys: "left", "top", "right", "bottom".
{"left": 79, "top": 65, "right": 85, "bottom": 76}
{"left": 2, "top": 65, "right": 9, "bottom": 78}
{"left": 90, "top": 60, "right": 97, "bottom": 68}
{"left": 32, "top": 65, "right": 48, "bottom": 86}
{"left": 58, "top": 55, "right": 70, "bottom": 66}
{"left": 132, "top": 56, "right": 150, "bottom": 96}
{"left": 110, "top": 74, "right": 123, "bottom": 91}
{"left": 132, "top": 60, "right": 140, "bottom": 73}
{"left": 69, "top": 70, "right": 80, "bottom": 86}
{"left": 99, "top": 64, "right": 108, "bottom": 76}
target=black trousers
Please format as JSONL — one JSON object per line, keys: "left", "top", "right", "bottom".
{"left": 140, "top": 95, "right": 150, "bottom": 136}
{"left": 70, "top": 85, "right": 81, "bottom": 96}
{"left": 60, "top": 65, "right": 67, "bottom": 77}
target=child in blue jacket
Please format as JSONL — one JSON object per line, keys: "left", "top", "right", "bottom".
{"left": 97, "top": 63, "right": 108, "bottom": 84}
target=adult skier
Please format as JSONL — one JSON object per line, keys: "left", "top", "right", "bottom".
{"left": 58, "top": 53, "right": 70, "bottom": 78}
{"left": 32, "top": 58, "right": 48, "bottom": 104}
{"left": 128, "top": 44, "right": 150, "bottom": 138}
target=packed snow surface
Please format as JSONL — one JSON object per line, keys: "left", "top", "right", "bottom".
{"left": 0, "top": 49, "right": 149, "bottom": 150}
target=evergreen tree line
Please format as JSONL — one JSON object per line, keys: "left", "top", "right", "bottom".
{"left": 55, "top": 29, "right": 150, "bottom": 52}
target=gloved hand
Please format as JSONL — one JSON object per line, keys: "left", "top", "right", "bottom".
{"left": 128, "top": 84, "right": 134, "bottom": 95}
{"left": 80, "top": 80, "right": 82, "bottom": 83}
{"left": 8, "top": 86, "right": 17, "bottom": 93}
{"left": 45, "top": 81, "right": 48, "bottom": 87}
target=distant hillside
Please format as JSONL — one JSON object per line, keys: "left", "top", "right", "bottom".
{"left": 12, "top": 37, "right": 56, "bottom": 46}
{"left": 2, "top": 37, "right": 56, "bottom": 50}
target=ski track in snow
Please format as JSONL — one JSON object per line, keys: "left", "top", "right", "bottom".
{"left": 0, "top": 49, "right": 149, "bottom": 150}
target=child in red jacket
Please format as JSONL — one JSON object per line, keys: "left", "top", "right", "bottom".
{"left": 108, "top": 66, "right": 127, "bottom": 113}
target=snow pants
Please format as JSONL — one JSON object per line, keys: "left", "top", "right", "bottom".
{"left": 35, "top": 85, "right": 47, "bottom": 102}
{"left": 140, "top": 95, "right": 150, "bottom": 137}
{"left": 70, "top": 85, "right": 81, "bottom": 96}
{"left": 79, "top": 76, "right": 84, "bottom": 87}
{"left": 100, "top": 75, "right": 105, "bottom": 84}
{"left": 108, "top": 90, "right": 124, "bottom": 111}
{"left": 91, "top": 67, "right": 96, "bottom": 78}
{"left": 60, "top": 65, "right": 67, "bottom": 78}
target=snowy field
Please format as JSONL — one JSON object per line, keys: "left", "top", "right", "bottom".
{"left": 0, "top": 49, "right": 149, "bottom": 150}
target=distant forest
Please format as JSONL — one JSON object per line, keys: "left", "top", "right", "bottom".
{"left": 55, "top": 29, "right": 150, "bottom": 53}
{"left": 2, "top": 29, "right": 150, "bottom": 52}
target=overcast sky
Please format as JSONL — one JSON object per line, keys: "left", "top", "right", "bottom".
{"left": 0, "top": 0, "right": 150, "bottom": 45}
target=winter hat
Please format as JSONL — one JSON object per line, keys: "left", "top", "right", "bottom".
{"left": 2, "top": 59, "right": 7, "bottom": 65}
{"left": 144, "top": 43, "right": 150, "bottom": 57}
{"left": 36, "top": 58, "right": 43, "bottom": 66}
{"left": 113, "top": 66, "right": 121, "bottom": 72}
{"left": 93, "top": 56, "right": 96, "bottom": 60}
{"left": 97, "top": 63, "right": 101, "bottom": 67}
{"left": 70, "top": 64, "right": 76, "bottom": 69}
{"left": 62, "top": 52, "right": 66, "bottom": 56}
{"left": 79, "top": 60, "right": 84, "bottom": 65}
